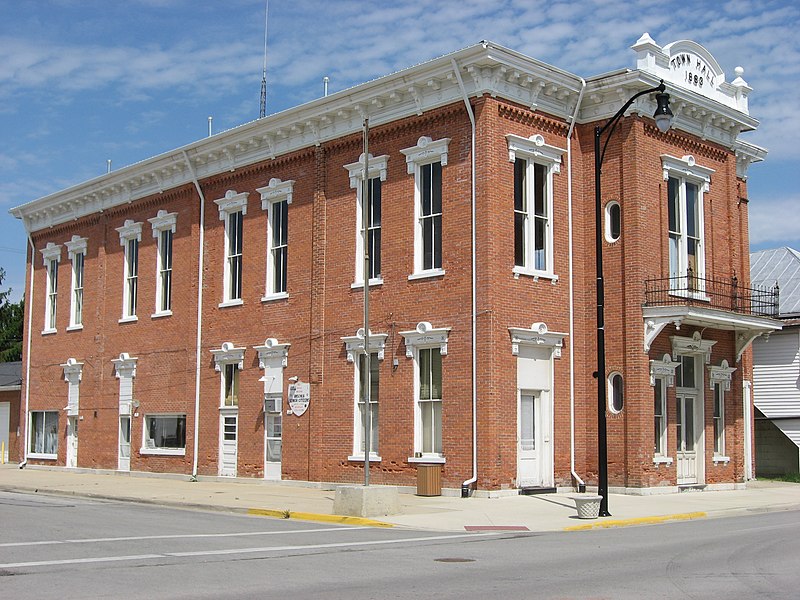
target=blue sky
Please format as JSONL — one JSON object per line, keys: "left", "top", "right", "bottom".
{"left": 1, "top": 0, "right": 799, "bottom": 302}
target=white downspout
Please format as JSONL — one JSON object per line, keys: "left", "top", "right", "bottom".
{"left": 451, "top": 58, "right": 478, "bottom": 496}
{"left": 19, "top": 226, "right": 35, "bottom": 468}
{"left": 182, "top": 150, "right": 206, "bottom": 480}
{"left": 568, "top": 78, "right": 587, "bottom": 491}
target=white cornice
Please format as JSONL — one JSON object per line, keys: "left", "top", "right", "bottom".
{"left": 10, "top": 38, "right": 760, "bottom": 233}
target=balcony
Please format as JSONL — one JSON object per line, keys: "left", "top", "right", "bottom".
{"left": 644, "top": 272, "right": 779, "bottom": 318}
{"left": 642, "top": 272, "right": 782, "bottom": 358}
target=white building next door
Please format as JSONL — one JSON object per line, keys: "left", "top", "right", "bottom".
{"left": 219, "top": 411, "right": 238, "bottom": 477}
{"left": 676, "top": 394, "right": 697, "bottom": 484}
{"left": 518, "top": 391, "right": 551, "bottom": 488}
{"left": 66, "top": 416, "right": 78, "bottom": 468}
{"left": 118, "top": 416, "right": 131, "bottom": 471}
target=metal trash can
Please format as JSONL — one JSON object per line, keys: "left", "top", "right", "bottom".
{"left": 416, "top": 464, "right": 442, "bottom": 496}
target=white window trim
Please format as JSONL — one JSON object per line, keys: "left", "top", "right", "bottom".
{"left": 607, "top": 371, "right": 624, "bottom": 414}
{"left": 344, "top": 154, "right": 388, "bottom": 287}
{"left": 710, "top": 359, "right": 736, "bottom": 460}
{"left": 116, "top": 219, "right": 142, "bottom": 322}
{"left": 65, "top": 235, "right": 87, "bottom": 330}
{"left": 28, "top": 410, "right": 59, "bottom": 459}
{"left": 211, "top": 342, "right": 245, "bottom": 409}
{"left": 61, "top": 357, "right": 83, "bottom": 417}
{"left": 400, "top": 321, "right": 450, "bottom": 461}
{"left": 342, "top": 329, "right": 387, "bottom": 461}
{"left": 141, "top": 413, "right": 187, "bottom": 456}
{"left": 663, "top": 154, "right": 714, "bottom": 300}
{"left": 214, "top": 190, "right": 248, "bottom": 305}
{"left": 257, "top": 178, "right": 293, "bottom": 301}
{"left": 604, "top": 200, "right": 621, "bottom": 243}
{"left": 40, "top": 242, "right": 62, "bottom": 334}
{"left": 148, "top": 210, "right": 177, "bottom": 318}
{"left": 507, "top": 134, "right": 564, "bottom": 278}
{"left": 112, "top": 352, "right": 138, "bottom": 417}
{"left": 401, "top": 136, "right": 449, "bottom": 279}
{"left": 650, "top": 354, "right": 680, "bottom": 462}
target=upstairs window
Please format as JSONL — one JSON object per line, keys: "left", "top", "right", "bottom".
{"left": 149, "top": 210, "right": 177, "bottom": 316}
{"left": 116, "top": 220, "right": 143, "bottom": 321}
{"left": 40, "top": 242, "right": 62, "bottom": 333}
{"left": 401, "top": 137, "right": 450, "bottom": 279}
{"left": 662, "top": 155, "right": 713, "bottom": 294}
{"left": 345, "top": 155, "right": 388, "bottom": 286}
{"left": 257, "top": 179, "right": 294, "bottom": 300}
{"left": 214, "top": 190, "right": 249, "bottom": 306}
{"left": 65, "top": 235, "right": 87, "bottom": 329}
{"left": 507, "top": 134, "right": 564, "bottom": 277}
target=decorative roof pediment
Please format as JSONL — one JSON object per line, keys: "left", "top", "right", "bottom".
{"left": 508, "top": 322, "right": 568, "bottom": 358}
{"left": 343, "top": 154, "right": 389, "bottom": 188}
{"left": 111, "top": 352, "right": 138, "bottom": 379}
{"left": 505, "top": 134, "right": 565, "bottom": 173}
{"left": 61, "top": 357, "right": 83, "bottom": 383}
{"left": 65, "top": 235, "right": 87, "bottom": 259}
{"left": 254, "top": 338, "right": 291, "bottom": 368}
{"left": 709, "top": 359, "right": 737, "bottom": 391}
{"left": 211, "top": 341, "right": 246, "bottom": 370}
{"left": 148, "top": 209, "right": 178, "bottom": 235}
{"left": 661, "top": 154, "right": 714, "bottom": 191}
{"left": 400, "top": 137, "right": 450, "bottom": 173}
{"left": 341, "top": 329, "right": 389, "bottom": 363}
{"left": 257, "top": 178, "right": 294, "bottom": 208}
{"left": 116, "top": 219, "right": 143, "bottom": 244}
{"left": 214, "top": 189, "right": 249, "bottom": 219}
{"left": 40, "top": 242, "right": 62, "bottom": 265}
{"left": 400, "top": 321, "right": 451, "bottom": 357}
{"left": 649, "top": 353, "right": 681, "bottom": 386}
{"left": 671, "top": 332, "right": 716, "bottom": 363}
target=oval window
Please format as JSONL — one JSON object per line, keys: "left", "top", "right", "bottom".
{"left": 605, "top": 201, "right": 621, "bottom": 242}
{"left": 608, "top": 372, "right": 624, "bottom": 413}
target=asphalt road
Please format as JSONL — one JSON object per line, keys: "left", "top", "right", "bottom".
{"left": 1, "top": 491, "right": 799, "bottom": 599}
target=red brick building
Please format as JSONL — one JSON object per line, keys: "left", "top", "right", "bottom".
{"left": 10, "top": 35, "right": 781, "bottom": 495}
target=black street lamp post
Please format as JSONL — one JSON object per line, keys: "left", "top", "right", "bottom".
{"left": 594, "top": 80, "right": 673, "bottom": 517}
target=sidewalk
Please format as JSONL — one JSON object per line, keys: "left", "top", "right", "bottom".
{"left": 2, "top": 463, "right": 799, "bottom": 532}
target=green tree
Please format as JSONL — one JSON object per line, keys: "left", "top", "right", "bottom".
{"left": 0, "top": 267, "right": 24, "bottom": 362}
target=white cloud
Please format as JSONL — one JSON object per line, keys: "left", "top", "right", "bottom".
{"left": 749, "top": 194, "right": 800, "bottom": 248}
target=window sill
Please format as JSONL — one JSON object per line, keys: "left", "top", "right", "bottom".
{"left": 348, "top": 454, "right": 382, "bottom": 463}
{"left": 261, "top": 292, "right": 289, "bottom": 303}
{"left": 512, "top": 267, "right": 558, "bottom": 282}
{"left": 218, "top": 299, "right": 244, "bottom": 308}
{"left": 668, "top": 289, "right": 710, "bottom": 303}
{"left": 151, "top": 310, "right": 172, "bottom": 319}
{"left": 118, "top": 316, "right": 138, "bottom": 324}
{"left": 66, "top": 324, "right": 84, "bottom": 332}
{"left": 351, "top": 278, "right": 384, "bottom": 289}
{"left": 27, "top": 453, "right": 58, "bottom": 460}
{"left": 408, "top": 269, "right": 445, "bottom": 281}
{"left": 41, "top": 329, "right": 57, "bottom": 336}
{"left": 140, "top": 448, "right": 186, "bottom": 456}
{"left": 713, "top": 455, "right": 730, "bottom": 464}
{"left": 408, "top": 455, "right": 446, "bottom": 464}
{"left": 653, "top": 455, "right": 673, "bottom": 465}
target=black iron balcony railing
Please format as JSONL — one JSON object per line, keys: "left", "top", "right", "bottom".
{"left": 644, "top": 271, "right": 779, "bottom": 318}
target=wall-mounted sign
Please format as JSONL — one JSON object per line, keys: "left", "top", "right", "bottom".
{"left": 288, "top": 382, "right": 310, "bottom": 416}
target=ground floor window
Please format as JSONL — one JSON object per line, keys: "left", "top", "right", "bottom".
{"left": 418, "top": 347, "right": 442, "bottom": 456}
{"left": 654, "top": 379, "right": 667, "bottom": 456}
{"left": 713, "top": 383, "right": 725, "bottom": 455}
{"left": 144, "top": 414, "right": 186, "bottom": 453}
{"left": 29, "top": 411, "right": 58, "bottom": 457}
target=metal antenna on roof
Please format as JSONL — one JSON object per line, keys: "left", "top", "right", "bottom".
{"left": 259, "top": 0, "right": 269, "bottom": 118}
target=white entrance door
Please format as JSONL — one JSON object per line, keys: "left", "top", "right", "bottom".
{"left": 676, "top": 394, "right": 697, "bottom": 484}
{"left": 518, "top": 392, "right": 549, "bottom": 487}
{"left": 0, "top": 402, "right": 9, "bottom": 463}
{"left": 118, "top": 416, "right": 131, "bottom": 471}
{"left": 264, "top": 411, "right": 282, "bottom": 480}
{"left": 66, "top": 416, "right": 78, "bottom": 468}
{"left": 219, "top": 412, "right": 238, "bottom": 477}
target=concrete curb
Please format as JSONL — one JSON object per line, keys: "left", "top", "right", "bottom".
{"left": 247, "top": 508, "right": 394, "bottom": 528}
{"left": 563, "top": 511, "right": 707, "bottom": 531}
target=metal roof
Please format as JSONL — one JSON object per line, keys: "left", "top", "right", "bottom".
{"left": 751, "top": 247, "right": 800, "bottom": 318}
{"left": 0, "top": 361, "right": 22, "bottom": 388}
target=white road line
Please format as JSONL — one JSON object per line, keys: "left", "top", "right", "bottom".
{"left": 0, "top": 526, "right": 370, "bottom": 548}
{"left": 0, "top": 532, "right": 500, "bottom": 569}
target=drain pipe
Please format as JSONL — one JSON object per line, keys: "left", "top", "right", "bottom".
{"left": 182, "top": 150, "right": 206, "bottom": 480}
{"left": 567, "top": 77, "right": 587, "bottom": 492}
{"left": 451, "top": 58, "right": 478, "bottom": 497}
{"left": 19, "top": 226, "right": 36, "bottom": 469}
